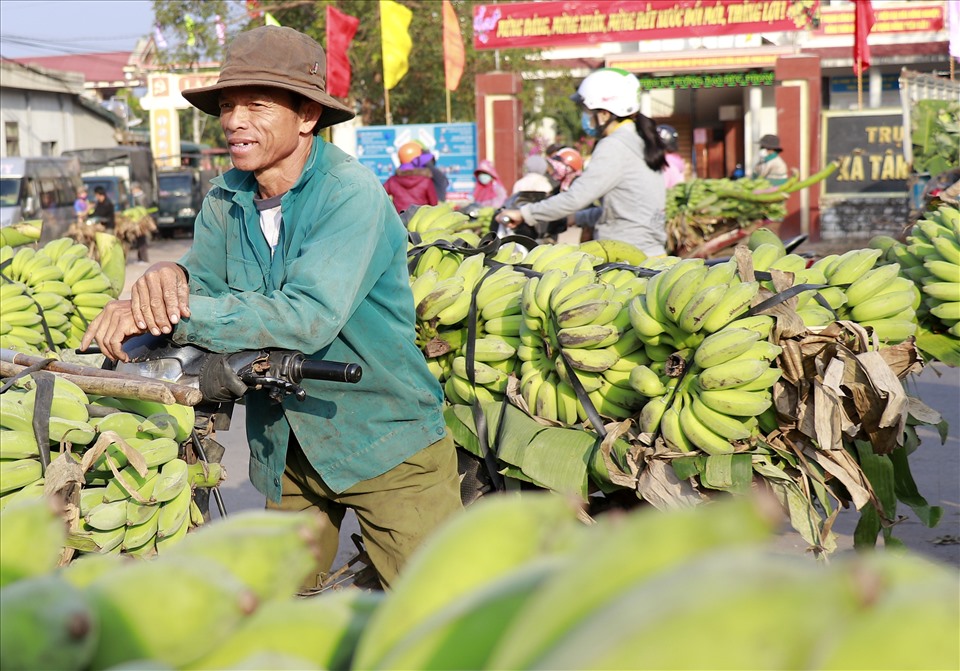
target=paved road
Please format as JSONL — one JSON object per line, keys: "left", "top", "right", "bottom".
{"left": 126, "top": 236, "right": 960, "bottom": 568}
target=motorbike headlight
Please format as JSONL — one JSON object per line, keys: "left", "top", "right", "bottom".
{"left": 177, "top": 208, "right": 196, "bottom": 218}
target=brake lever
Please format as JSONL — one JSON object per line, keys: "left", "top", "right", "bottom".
{"left": 238, "top": 373, "right": 306, "bottom": 402}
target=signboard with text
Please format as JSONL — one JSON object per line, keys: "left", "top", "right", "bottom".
{"left": 355, "top": 123, "right": 478, "bottom": 204}
{"left": 473, "top": 0, "right": 820, "bottom": 50}
{"left": 815, "top": 3, "right": 944, "bottom": 36}
{"left": 821, "top": 110, "right": 909, "bottom": 198}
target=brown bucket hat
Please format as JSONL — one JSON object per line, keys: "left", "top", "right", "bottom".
{"left": 181, "top": 26, "right": 355, "bottom": 130}
{"left": 759, "top": 134, "right": 783, "bottom": 151}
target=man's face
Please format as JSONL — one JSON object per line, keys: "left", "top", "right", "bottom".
{"left": 218, "top": 86, "right": 318, "bottom": 176}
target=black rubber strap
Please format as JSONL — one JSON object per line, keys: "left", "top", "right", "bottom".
{"left": 30, "top": 371, "right": 55, "bottom": 471}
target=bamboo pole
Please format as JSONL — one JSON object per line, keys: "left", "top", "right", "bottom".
{"left": 0, "top": 348, "right": 201, "bottom": 405}
{"left": 0, "top": 361, "right": 202, "bottom": 406}
{"left": 385, "top": 86, "right": 392, "bottom": 126}
{"left": 857, "top": 66, "right": 864, "bottom": 110}
{"left": 446, "top": 88, "right": 452, "bottom": 124}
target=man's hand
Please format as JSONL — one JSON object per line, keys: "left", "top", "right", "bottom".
{"left": 129, "top": 262, "right": 191, "bottom": 337}
{"left": 80, "top": 300, "right": 142, "bottom": 362}
{"left": 498, "top": 209, "right": 522, "bottom": 228}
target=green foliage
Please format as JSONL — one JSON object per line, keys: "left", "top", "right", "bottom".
{"left": 911, "top": 99, "right": 959, "bottom": 176}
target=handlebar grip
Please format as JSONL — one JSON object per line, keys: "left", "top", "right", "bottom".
{"left": 295, "top": 359, "right": 363, "bottom": 384}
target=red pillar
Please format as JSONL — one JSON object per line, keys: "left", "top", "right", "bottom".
{"left": 774, "top": 55, "right": 822, "bottom": 241}
{"left": 475, "top": 72, "right": 524, "bottom": 192}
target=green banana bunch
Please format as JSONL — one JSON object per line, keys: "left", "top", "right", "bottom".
{"left": 877, "top": 205, "right": 960, "bottom": 341}
{"left": 0, "top": 220, "right": 42, "bottom": 248}
{"left": 352, "top": 493, "right": 586, "bottom": 670}
{"left": 0, "top": 237, "right": 120, "bottom": 353}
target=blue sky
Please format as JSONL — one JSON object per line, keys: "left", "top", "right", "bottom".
{"left": 0, "top": 0, "right": 155, "bottom": 58}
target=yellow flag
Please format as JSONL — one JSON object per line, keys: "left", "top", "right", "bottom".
{"left": 264, "top": 11, "right": 280, "bottom": 26}
{"left": 380, "top": 0, "right": 412, "bottom": 91}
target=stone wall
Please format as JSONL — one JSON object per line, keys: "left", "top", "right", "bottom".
{"left": 819, "top": 196, "right": 911, "bottom": 241}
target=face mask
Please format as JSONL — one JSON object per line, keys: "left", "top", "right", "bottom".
{"left": 477, "top": 173, "right": 493, "bottom": 185}
{"left": 759, "top": 148, "right": 770, "bottom": 158}
{"left": 580, "top": 111, "right": 598, "bottom": 137}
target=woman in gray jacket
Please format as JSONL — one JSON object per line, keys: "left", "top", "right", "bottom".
{"left": 499, "top": 68, "right": 669, "bottom": 256}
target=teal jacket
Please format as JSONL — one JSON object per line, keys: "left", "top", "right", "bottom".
{"left": 173, "top": 138, "right": 446, "bottom": 500}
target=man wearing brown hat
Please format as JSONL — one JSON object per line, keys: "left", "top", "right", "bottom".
{"left": 752, "top": 134, "right": 789, "bottom": 185}
{"left": 82, "top": 26, "right": 461, "bottom": 588}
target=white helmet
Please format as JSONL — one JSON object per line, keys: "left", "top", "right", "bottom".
{"left": 573, "top": 68, "right": 641, "bottom": 117}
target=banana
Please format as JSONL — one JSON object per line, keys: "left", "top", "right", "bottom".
{"left": 697, "top": 388, "right": 772, "bottom": 417}
{"left": 0, "top": 430, "right": 40, "bottom": 459}
{"left": 693, "top": 328, "right": 762, "bottom": 368}
{"left": 734, "top": 367, "right": 783, "bottom": 392}
{"left": 548, "top": 271, "right": 597, "bottom": 313}
{"left": 534, "top": 269, "right": 567, "bottom": 319}
{"left": 844, "top": 263, "right": 903, "bottom": 307}
{"left": 556, "top": 299, "right": 622, "bottom": 329}
{"left": 637, "top": 392, "right": 671, "bottom": 434}
{"left": 410, "top": 268, "right": 440, "bottom": 308}
{"left": 520, "top": 368, "right": 545, "bottom": 413}
{"left": 91, "top": 411, "right": 146, "bottom": 436}
{"left": 103, "top": 465, "right": 158, "bottom": 503}
{"left": 679, "top": 394, "right": 736, "bottom": 454}
{"left": 587, "top": 388, "right": 634, "bottom": 420}
{"left": 85, "top": 554, "right": 258, "bottom": 669}
{"left": 750, "top": 242, "right": 786, "bottom": 272}
{"left": 859, "top": 317, "right": 918, "bottom": 343}
{"left": 0, "top": 459, "right": 43, "bottom": 494}
{"left": 157, "top": 482, "right": 193, "bottom": 539}
{"left": 697, "top": 358, "right": 769, "bottom": 391}
{"left": 767, "top": 253, "right": 808, "bottom": 275}
{"left": 534, "top": 373, "right": 560, "bottom": 422}
{"left": 628, "top": 294, "right": 666, "bottom": 338}
{"left": 606, "top": 327, "right": 643, "bottom": 358}
{"left": 725, "top": 340, "right": 783, "bottom": 364}
{"left": 849, "top": 289, "right": 917, "bottom": 322}
{"left": 700, "top": 281, "right": 760, "bottom": 333}
{"left": 628, "top": 365, "right": 668, "bottom": 397}
{"left": 593, "top": 379, "right": 643, "bottom": 410}
{"left": 418, "top": 276, "right": 465, "bottom": 321}
{"left": 84, "top": 499, "right": 129, "bottom": 531}
{"left": 656, "top": 258, "right": 706, "bottom": 308}
{"left": 560, "top": 347, "right": 618, "bottom": 373}
{"left": 451, "top": 356, "right": 506, "bottom": 386}
{"left": 62, "top": 257, "right": 101, "bottom": 286}
{"left": 553, "top": 283, "right": 612, "bottom": 316}
{"left": 924, "top": 259, "right": 960, "bottom": 283}
{"left": 475, "top": 267, "right": 527, "bottom": 308}
{"left": 483, "top": 314, "right": 525, "bottom": 336}
{"left": 677, "top": 283, "right": 728, "bottom": 334}
{"left": 479, "top": 290, "right": 523, "bottom": 321}
{"left": 31, "top": 280, "right": 72, "bottom": 297}
{"left": 921, "top": 281, "right": 960, "bottom": 302}
{"left": 827, "top": 248, "right": 883, "bottom": 286}
{"left": 152, "top": 458, "right": 189, "bottom": 504}
{"left": 723, "top": 314, "right": 774, "bottom": 338}
{"left": 689, "top": 393, "right": 755, "bottom": 441}
{"left": 929, "top": 301, "right": 960, "bottom": 321}
{"left": 660, "top": 397, "right": 695, "bottom": 452}
{"left": 125, "top": 496, "right": 160, "bottom": 527}
{"left": 555, "top": 381, "right": 580, "bottom": 426}
{"left": 557, "top": 323, "right": 620, "bottom": 349}
{"left": 473, "top": 336, "right": 517, "bottom": 362}
{"left": 663, "top": 265, "right": 709, "bottom": 322}
{"left": 931, "top": 235, "right": 960, "bottom": 265}
{"left": 555, "top": 360, "right": 605, "bottom": 393}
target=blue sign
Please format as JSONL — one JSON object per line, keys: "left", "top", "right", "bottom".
{"left": 356, "top": 123, "right": 478, "bottom": 203}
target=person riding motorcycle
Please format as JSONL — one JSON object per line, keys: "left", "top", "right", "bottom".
{"left": 499, "top": 68, "right": 669, "bottom": 256}
{"left": 658, "top": 124, "right": 686, "bottom": 190}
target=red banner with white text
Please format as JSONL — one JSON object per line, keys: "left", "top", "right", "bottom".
{"left": 472, "top": 0, "right": 821, "bottom": 50}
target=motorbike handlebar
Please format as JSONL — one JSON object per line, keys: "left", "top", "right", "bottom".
{"left": 290, "top": 358, "right": 363, "bottom": 384}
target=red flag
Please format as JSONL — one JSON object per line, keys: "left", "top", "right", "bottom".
{"left": 326, "top": 5, "right": 360, "bottom": 98}
{"left": 442, "top": 0, "right": 465, "bottom": 91}
{"left": 854, "top": 0, "right": 875, "bottom": 75}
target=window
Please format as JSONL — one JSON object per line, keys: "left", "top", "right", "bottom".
{"left": 41, "top": 141, "right": 56, "bottom": 157}
{"left": 5, "top": 122, "right": 19, "bottom": 156}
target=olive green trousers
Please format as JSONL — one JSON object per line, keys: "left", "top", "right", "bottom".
{"left": 266, "top": 432, "right": 462, "bottom": 588}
